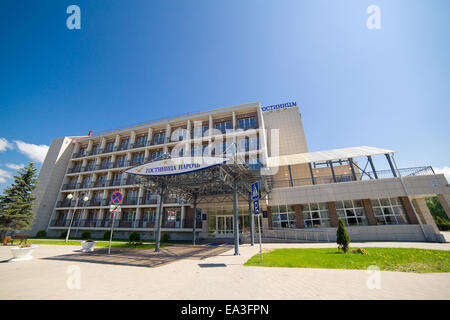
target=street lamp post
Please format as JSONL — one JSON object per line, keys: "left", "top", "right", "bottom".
{"left": 65, "top": 194, "right": 89, "bottom": 242}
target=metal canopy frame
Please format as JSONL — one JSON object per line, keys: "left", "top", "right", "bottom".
{"left": 132, "top": 153, "right": 271, "bottom": 255}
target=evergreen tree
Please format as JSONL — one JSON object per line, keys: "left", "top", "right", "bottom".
{"left": 336, "top": 218, "right": 350, "bottom": 253}
{"left": 0, "top": 162, "right": 38, "bottom": 240}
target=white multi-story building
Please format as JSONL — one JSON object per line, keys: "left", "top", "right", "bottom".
{"left": 30, "top": 101, "right": 450, "bottom": 242}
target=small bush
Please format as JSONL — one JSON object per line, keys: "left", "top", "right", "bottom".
{"left": 352, "top": 248, "right": 368, "bottom": 255}
{"left": 161, "top": 233, "right": 170, "bottom": 243}
{"left": 336, "top": 219, "right": 350, "bottom": 253}
{"left": 59, "top": 230, "right": 68, "bottom": 239}
{"left": 36, "top": 230, "right": 47, "bottom": 238}
{"left": 103, "top": 230, "right": 111, "bottom": 240}
{"left": 81, "top": 231, "right": 91, "bottom": 239}
{"left": 435, "top": 216, "right": 450, "bottom": 231}
{"left": 129, "top": 231, "right": 141, "bottom": 243}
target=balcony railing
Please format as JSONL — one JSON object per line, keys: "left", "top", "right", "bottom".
{"left": 271, "top": 166, "right": 436, "bottom": 189}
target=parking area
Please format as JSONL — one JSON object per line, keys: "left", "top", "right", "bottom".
{"left": 0, "top": 242, "right": 449, "bottom": 299}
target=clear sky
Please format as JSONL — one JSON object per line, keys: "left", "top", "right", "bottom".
{"left": 0, "top": 0, "right": 449, "bottom": 191}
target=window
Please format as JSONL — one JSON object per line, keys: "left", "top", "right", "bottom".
{"left": 142, "top": 209, "right": 156, "bottom": 222}
{"left": 105, "top": 141, "right": 114, "bottom": 152}
{"left": 121, "top": 211, "right": 135, "bottom": 221}
{"left": 135, "top": 135, "right": 147, "bottom": 147}
{"left": 215, "top": 121, "right": 232, "bottom": 133}
{"left": 238, "top": 136, "right": 258, "bottom": 152}
{"left": 151, "top": 151, "right": 163, "bottom": 160}
{"left": 100, "top": 158, "right": 110, "bottom": 169}
{"left": 303, "top": 203, "right": 331, "bottom": 228}
{"left": 171, "top": 148, "right": 184, "bottom": 158}
{"left": 172, "top": 128, "right": 187, "bottom": 141}
{"left": 91, "top": 144, "right": 100, "bottom": 155}
{"left": 238, "top": 117, "right": 256, "bottom": 130}
{"left": 271, "top": 205, "right": 297, "bottom": 228}
{"left": 132, "top": 152, "right": 144, "bottom": 164}
{"left": 153, "top": 133, "right": 165, "bottom": 145}
{"left": 193, "top": 125, "right": 209, "bottom": 138}
{"left": 192, "top": 144, "right": 207, "bottom": 157}
{"left": 336, "top": 200, "right": 368, "bottom": 226}
{"left": 371, "top": 198, "right": 409, "bottom": 225}
{"left": 119, "top": 138, "right": 129, "bottom": 150}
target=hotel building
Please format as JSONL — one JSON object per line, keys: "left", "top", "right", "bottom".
{"left": 30, "top": 102, "right": 450, "bottom": 242}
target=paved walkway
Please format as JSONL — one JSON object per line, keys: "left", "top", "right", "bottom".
{"left": 0, "top": 242, "right": 449, "bottom": 299}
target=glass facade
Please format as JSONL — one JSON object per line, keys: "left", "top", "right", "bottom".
{"left": 335, "top": 200, "right": 368, "bottom": 226}
{"left": 271, "top": 205, "right": 297, "bottom": 228}
{"left": 371, "top": 198, "right": 409, "bottom": 225}
{"left": 302, "top": 203, "right": 330, "bottom": 228}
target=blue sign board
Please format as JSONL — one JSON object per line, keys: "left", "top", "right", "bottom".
{"left": 111, "top": 191, "right": 123, "bottom": 205}
{"left": 253, "top": 200, "right": 260, "bottom": 215}
{"left": 251, "top": 182, "right": 260, "bottom": 200}
{"left": 261, "top": 101, "right": 297, "bottom": 112}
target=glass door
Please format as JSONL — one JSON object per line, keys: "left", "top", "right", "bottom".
{"left": 216, "top": 215, "right": 234, "bottom": 237}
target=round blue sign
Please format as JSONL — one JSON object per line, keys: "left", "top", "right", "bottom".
{"left": 111, "top": 191, "right": 123, "bottom": 205}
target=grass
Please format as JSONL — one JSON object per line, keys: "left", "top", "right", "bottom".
{"left": 19, "top": 239, "right": 161, "bottom": 250}
{"left": 244, "top": 247, "right": 450, "bottom": 273}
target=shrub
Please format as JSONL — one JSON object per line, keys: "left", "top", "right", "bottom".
{"left": 129, "top": 231, "right": 141, "bottom": 243}
{"left": 336, "top": 219, "right": 350, "bottom": 253}
{"left": 81, "top": 231, "right": 91, "bottom": 239}
{"left": 36, "top": 230, "right": 47, "bottom": 238}
{"left": 435, "top": 216, "right": 450, "bottom": 231}
{"left": 352, "top": 248, "right": 368, "bottom": 255}
{"left": 59, "top": 230, "right": 68, "bottom": 239}
{"left": 161, "top": 233, "right": 170, "bottom": 243}
{"left": 103, "top": 230, "right": 111, "bottom": 240}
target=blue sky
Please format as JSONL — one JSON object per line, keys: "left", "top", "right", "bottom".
{"left": 0, "top": 0, "right": 449, "bottom": 191}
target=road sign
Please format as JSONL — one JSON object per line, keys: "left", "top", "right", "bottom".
{"left": 111, "top": 191, "right": 123, "bottom": 205}
{"left": 251, "top": 182, "right": 260, "bottom": 200}
{"left": 253, "top": 199, "right": 260, "bottom": 215}
{"left": 110, "top": 204, "right": 121, "bottom": 214}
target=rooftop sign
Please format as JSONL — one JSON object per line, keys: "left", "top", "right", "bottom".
{"left": 125, "top": 156, "right": 229, "bottom": 177}
{"left": 261, "top": 101, "right": 297, "bottom": 112}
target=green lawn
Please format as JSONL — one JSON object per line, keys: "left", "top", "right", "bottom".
{"left": 244, "top": 247, "right": 450, "bottom": 273}
{"left": 23, "top": 239, "right": 160, "bottom": 249}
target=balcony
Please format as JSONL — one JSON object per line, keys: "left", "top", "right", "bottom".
{"left": 50, "top": 219, "right": 70, "bottom": 227}
{"left": 68, "top": 166, "right": 82, "bottom": 174}
{"left": 83, "top": 165, "right": 95, "bottom": 172}
{"left": 89, "top": 148, "right": 100, "bottom": 156}
{"left": 140, "top": 196, "right": 158, "bottom": 205}
{"left": 86, "top": 199, "right": 103, "bottom": 207}
{"left": 109, "top": 180, "right": 122, "bottom": 187}
{"left": 101, "top": 146, "right": 114, "bottom": 154}
{"left": 98, "top": 163, "right": 112, "bottom": 170}
{"left": 93, "top": 180, "right": 106, "bottom": 188}
{"left": 122, "top": 197, "right": 138, "bottom": 205}
{"left": 56, "top": 200, "right": 74, "bottom": 208}
{"left": 131, "top": 140, "right": 147, "bottom": 149}
{"left": 72, "top": 152, "right": 85, "bottom": 159}
{"left": 62, "top": 183, "right": 77, "bottom": 190}
{"left": 113, "top": 160, "right": 126, "bottom": 168}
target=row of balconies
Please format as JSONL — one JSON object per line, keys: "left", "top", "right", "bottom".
{"left": 72, "top": 122, "right": 259, "bottom": 159}
{"left": 56, "top": 196, "right": 182, "bottom": 208}
{"left": 62, "top": 176, "right": 137, "bottom": 190}
{"left": 50, "top": 219, "right": 202, "bottom": 229}
{"left": 68, "top": 143, "right": 260, "bottom": 175}
{"left": 67, "top": 159, "right": 147, "bottom": 174}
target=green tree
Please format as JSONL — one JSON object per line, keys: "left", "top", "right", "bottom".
{"left": 425, "top": 197, "right": 448, "bottom": 222}
{"left": 0, "top": 162, "right": 38, "bottom": 241}
{"left": 336, "top": 218, "right": 350, "bottom": 253}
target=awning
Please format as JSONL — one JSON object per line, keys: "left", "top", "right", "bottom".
{"left": 267, "top": 146, "right": 395, "bottom": 167}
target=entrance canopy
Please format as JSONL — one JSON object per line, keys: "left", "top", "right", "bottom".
{"left": 125, "top": 153, "right": 271, "bottom": 254}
